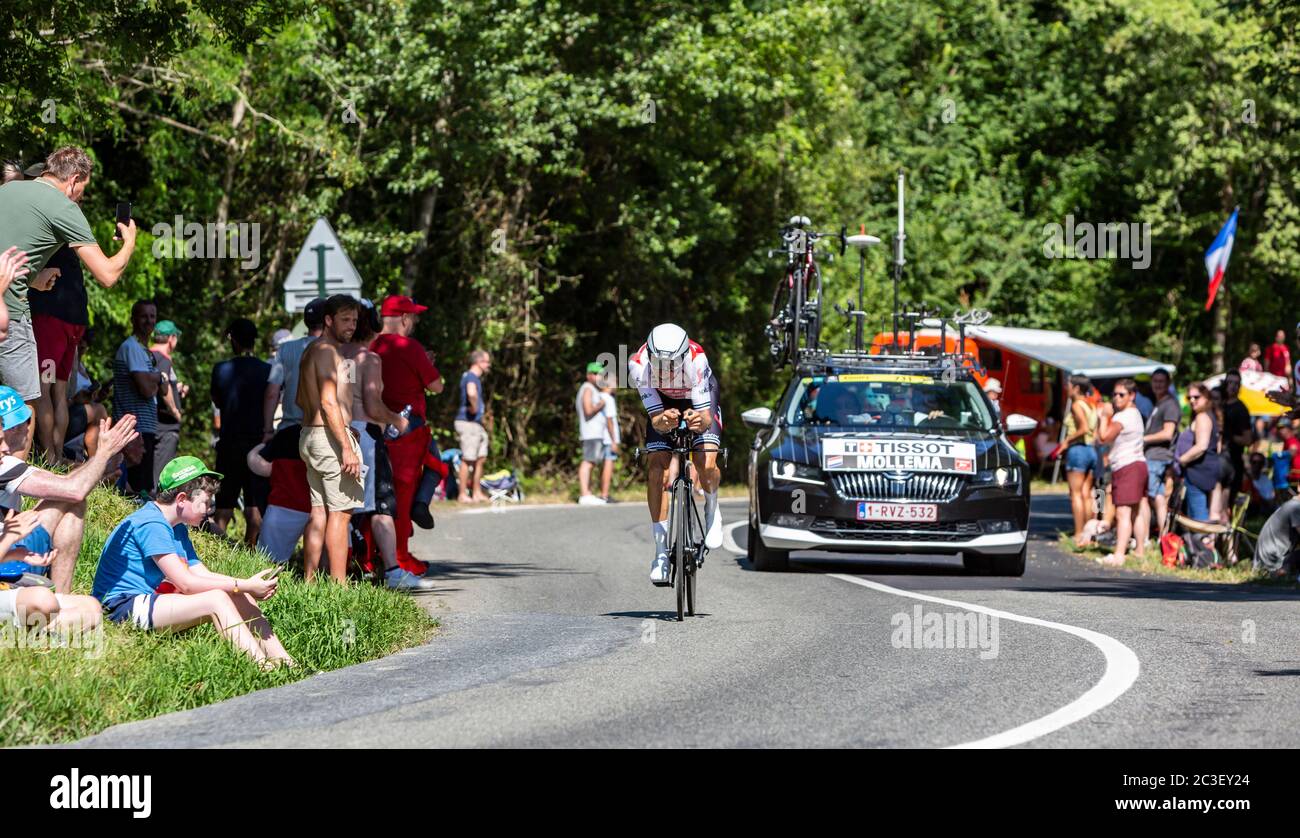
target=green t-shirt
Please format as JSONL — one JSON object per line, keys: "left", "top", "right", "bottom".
{"left": 0, "top": 179, "right": 96, "bottom": 318}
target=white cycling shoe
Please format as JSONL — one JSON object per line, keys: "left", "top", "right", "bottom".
{"left": 704, "top": 508, "right": 723, "bottom": 550}
{"left": 650, "top": 550, "right": 671, "bottom": 587}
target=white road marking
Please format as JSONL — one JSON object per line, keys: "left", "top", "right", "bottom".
{"left": 832, "top": 575, "right": 1140, "bottom": 748}
{"left": 720, "top": 519, "right": 1140, "bottom": 748}
{"left": 459, "top": 503, "right": 593, "bottom": 516}
{"left": 722, "top": 518, "right": 747, "bottom": 555}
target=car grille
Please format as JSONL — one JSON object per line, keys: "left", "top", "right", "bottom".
{"left": 810, "top": 518, "right": 981, "bottom": 542}
{"left": 829, "top": 471, "right": 966, "bottom": 502}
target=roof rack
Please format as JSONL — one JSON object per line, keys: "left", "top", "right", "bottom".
{"left": 803, "top": 304, "right": 992, "bottom": 380}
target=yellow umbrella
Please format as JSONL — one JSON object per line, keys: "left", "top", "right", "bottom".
{"left": 1237, "top": 386, "right": 1289, "bottom": 417}
{"left": 1203, "top": 370, "right": 1291, "bottom": 417}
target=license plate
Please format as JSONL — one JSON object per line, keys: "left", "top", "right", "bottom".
{"left": 856, "top": 503, "right": 937, "bottom": 522}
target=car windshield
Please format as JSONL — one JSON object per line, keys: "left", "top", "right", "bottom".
{"left": 785, "top": 373, "right": 994, "bottom": 431}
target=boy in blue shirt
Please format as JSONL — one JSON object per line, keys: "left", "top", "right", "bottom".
{"left": 93, "top": 456, "right": 292, "bottom": 668}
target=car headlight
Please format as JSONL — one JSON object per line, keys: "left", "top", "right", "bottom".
{"left": 771, "top": 459, "right": 823, "bottom": 484}
{"left": 972, "top": 467, "right": 1020, "bottom": 487}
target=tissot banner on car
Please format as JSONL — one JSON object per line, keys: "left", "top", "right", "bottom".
{"left": 820, "top": 437, "right": 977, "bottom": 473}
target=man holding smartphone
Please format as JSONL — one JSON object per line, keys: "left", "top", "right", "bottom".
{"left": 0, "top": 147, "right": 137, "bottom": 462}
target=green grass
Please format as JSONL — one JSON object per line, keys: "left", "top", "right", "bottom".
{"left": 1029, "top": 477, "right": 1071, "bottom": 495}
{"left": 1057, "top": 531, "right": 1298, "bottom": 587}
{"left": 0, "top": 487, "right": 436, "bottom": 746}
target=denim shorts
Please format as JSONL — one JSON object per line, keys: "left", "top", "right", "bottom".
{"left": 1145, "top": 458, "right": 1172, "bottom": 496}
{"left": 1183, "top": 481, "right": 1210, "bottom": 522}
{"left": 1064, "top": 444, "right": 1097, "bottom": 474}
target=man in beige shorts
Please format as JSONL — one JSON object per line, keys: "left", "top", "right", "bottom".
{"left": 296, "top": 294, "right": 364, "bottom": 582}
{"left": 454, "top": 349, "right": 492, "bottom": 502}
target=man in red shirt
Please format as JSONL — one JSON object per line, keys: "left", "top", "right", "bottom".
{"left": 1280, "top": 419, "right": 1300, "bottom": 485}
{"left": 370, "top": 295, "right": 443, "bottom": 572}
{"left": 1265, "top": 329, "right": 1291, "bottom": 385}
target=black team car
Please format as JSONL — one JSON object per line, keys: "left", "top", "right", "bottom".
{"left": 743, "top": 355, "right": 1035, "bottom": 575}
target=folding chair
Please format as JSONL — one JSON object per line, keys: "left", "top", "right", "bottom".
{"left": 1173, "top": 493, "right": 1257, "bottom": 567}
{"left": 479, "top": 469, "right": 524, "bottom": 505}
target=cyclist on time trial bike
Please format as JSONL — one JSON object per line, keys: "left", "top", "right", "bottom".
{"left": 628, "top": 323, "right": 724, "bottom": 586}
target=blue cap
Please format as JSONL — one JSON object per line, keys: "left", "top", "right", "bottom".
{"left": 0, "top": 386, "right": 31, "bottom": 430}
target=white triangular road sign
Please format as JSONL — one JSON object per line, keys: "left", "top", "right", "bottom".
{"left": 283, "top": 217, "right": 363, "bottom": 312}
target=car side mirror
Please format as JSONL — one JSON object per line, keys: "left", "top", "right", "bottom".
{"left": 1004, "top": 413, "right": 1037, "bottom": 436}
{"left": 741, "top": 407, "right": 774, "bottom": 428}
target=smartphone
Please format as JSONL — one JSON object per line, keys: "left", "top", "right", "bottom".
{"left": 114, "top": 202, "right": 132, "bottom": 240}
{"left": 264, "top": 565, "right": 282, "bottom": 580}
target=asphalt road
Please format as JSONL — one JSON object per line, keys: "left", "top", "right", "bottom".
{"left": 75, "top": 494, "right": 1300, "bottom": 748}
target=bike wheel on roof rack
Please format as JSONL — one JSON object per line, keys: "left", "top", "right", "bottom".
{"left": 769, "top": 280, "right": 794, "bottom": 365}
{"left": 803, "top": 261, "right": 822, "bottom": 352}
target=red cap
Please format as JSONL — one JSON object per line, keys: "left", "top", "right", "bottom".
{"left": 380, "top": 295, "right": 428, "bottom": 317}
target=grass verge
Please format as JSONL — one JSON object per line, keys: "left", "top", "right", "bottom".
{"left": 1056, "top": 531, "right": 1298, "bottom": 586}
{"left": 0, "top": 487, "right": 436, "bottom": 746}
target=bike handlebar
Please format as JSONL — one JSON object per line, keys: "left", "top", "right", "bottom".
{"left": 778, "top": 225, "right": 849, "bottom": 257}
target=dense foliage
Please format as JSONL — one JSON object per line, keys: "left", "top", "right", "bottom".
{"left": 3, "top": 0, "right": 1297, "bottom": 476}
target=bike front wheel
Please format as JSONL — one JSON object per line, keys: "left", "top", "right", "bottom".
{"left": 802, "top": 261, "right": 822, "bottom": 352}
{"left": 673, "top": 482, "right": 689, "bottom": 621}
{"left": 686, "top": 557, "right": 696, "bottom": 616}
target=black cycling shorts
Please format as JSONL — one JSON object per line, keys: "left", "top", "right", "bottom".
{"left": 645, "top": 376, "right": 722, "bottom": 452}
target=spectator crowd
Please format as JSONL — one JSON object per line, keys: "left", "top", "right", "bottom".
{"left": 0, "top": 146, "right": 501, "bottom": 666}
{"left": 1057, "top": 322, "right": 1300, "bottom": 577}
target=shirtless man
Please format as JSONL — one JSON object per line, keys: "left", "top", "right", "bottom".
{"left": 296, "top": 295, "right": 364, "bottom": 582}
{"left": 340, "top": 300, "right": 433, "bottom": 590}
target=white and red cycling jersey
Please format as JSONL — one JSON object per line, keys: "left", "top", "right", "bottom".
{"left": 628, "top": 340, "right": 714, "bottom": 416}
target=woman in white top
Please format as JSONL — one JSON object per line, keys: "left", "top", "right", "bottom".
{"left": 1096, "top": 379, "right": 1150, "bottom": 566}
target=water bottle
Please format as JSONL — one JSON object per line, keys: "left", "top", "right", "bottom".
{"left": 386, "top": 405, "right": 413, "bottom": 439}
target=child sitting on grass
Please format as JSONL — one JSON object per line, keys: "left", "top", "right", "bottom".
{"left": 92, "top": 456, "right": 294, "bottom": 669}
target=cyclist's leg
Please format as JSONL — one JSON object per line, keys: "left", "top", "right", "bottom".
{"left": 692, "top": 382, "right": 724, "bottom": 548}
{"left": 647, "top": 450, "right": 673, "bottom": 522}
{"left": 647, "top": 450, "right": 673, "bottom": 582}
{"left": 690, "top": 447, "right": 720, "bottom": 492}
{"left": 644, "top": 396, "right": 686, "bottom": 523}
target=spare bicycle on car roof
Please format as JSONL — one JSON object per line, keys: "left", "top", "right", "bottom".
{"left": 769, "top": 171, "right": 990, "bottom": 376}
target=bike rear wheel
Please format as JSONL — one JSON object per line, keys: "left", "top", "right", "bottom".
{"left": 769, "top": 278, "right": 794, "bottom": 364}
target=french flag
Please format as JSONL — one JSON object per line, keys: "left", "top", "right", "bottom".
{"left": 1204, "top": 208, "right": 1238, "bottom": 311}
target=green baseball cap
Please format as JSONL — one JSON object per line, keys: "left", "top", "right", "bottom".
{"left": 154, "top": 320, "right": 182, "bottom": 337}
{"left": 157, "top": 456, "right": 223, "bottom": 493}
{"left": 586, "top": 361, "right": 605, "bottom": 374}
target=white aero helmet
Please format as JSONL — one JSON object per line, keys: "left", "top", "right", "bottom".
{"left": 647, "top": 323, "right": 690, "bottom": 362}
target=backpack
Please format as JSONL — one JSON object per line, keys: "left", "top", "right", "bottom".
{"left": 1159, "top": 533, "right": 1184, "bottom": 567}
{"left": 1183, "top": 531, "right": 1219, "bottom": 569}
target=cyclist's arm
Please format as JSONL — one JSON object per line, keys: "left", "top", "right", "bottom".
{"left": 682, "top": 373, "right": 713, "bottom": 427}
{"left": 640, "top": 388, "right": 683, "bottom": 433}
{"left": 637, "top": 386, "right": 665, "bottom": 418}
